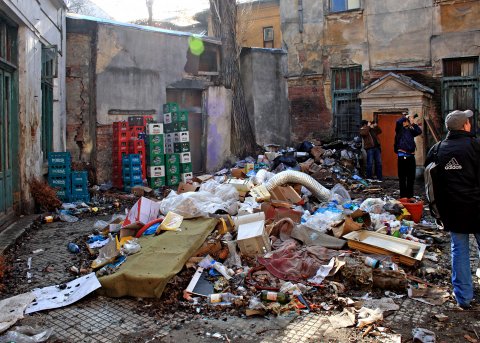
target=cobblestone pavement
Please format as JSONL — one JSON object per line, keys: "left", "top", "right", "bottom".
{"left": 1, "top": 216, "right": 480, "bottom": 342}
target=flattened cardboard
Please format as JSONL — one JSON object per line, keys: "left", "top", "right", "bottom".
{"left": 270, "top": 185, "right": 303, "bottom": 205}
{"left": 177, "top": 182, "right": 200, "bottom": 194}
{"left": 249, "top": 184, "right": 271, "bottom": 202}
{"left": 343, "top": 230, "right": 426, "bottom": 266}
{"left": 131, "top": 186, "right": 153, "bottom": 197}
{"left": 192, "top": 174, "right": 213, "bottom": 183}
{"left": 231, "top": 168, "right": 246, "bottom": 179}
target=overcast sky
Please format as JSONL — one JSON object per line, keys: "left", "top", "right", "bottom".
{"left": 90, "top": 0, "right": 210, "bottom": 23}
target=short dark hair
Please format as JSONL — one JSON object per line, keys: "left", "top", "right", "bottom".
{"left": 361, "top": 120, "right": 368, "bottom": 126}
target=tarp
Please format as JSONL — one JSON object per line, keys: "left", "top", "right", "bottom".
{"left": 98, "top": 218, "right": 217, "bottom": 298}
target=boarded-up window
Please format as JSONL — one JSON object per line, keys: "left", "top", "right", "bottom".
{"left": 443, "top": 58, "right": 478, "bottom": 77}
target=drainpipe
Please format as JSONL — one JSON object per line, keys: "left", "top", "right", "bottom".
{"left": 298, "top": 0, "right": 304, "bottom": 33}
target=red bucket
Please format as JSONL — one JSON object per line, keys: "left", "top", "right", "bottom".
{"left": 399, "top": 198, "right": 424, "bottom": 223}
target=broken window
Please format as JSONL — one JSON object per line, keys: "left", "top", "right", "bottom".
{"left": 442, "top": 57, "right": 479, "bottom": 134}
{"left": 263, "top": 27, "right": 274, "bottom": 48}
{"left": 0, "top": 18, "right": 17, "bottom": 66}
{"left": 330, "top": 0, "right": 361, "bottom": 13}
{"left": 185, "top": 41, "right": 219, "bottom": 76}
{"left": 332, "top": 66, "right": 362, "bottom": 140}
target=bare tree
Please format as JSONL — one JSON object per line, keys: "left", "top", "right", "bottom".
{"left": 66, "top": 0, "right": 111, "bottom": 18}
{"left": 146, "top": 0, "right": 155, "bottom": 26}
{"left": 209, "top": 0, "right": 257, "bottom": 157}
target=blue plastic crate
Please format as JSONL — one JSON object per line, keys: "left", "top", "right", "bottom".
{"left": 122, "top": 154, "right": 141, "bottom": 166}
{"left": 122, "top": 165, "right": 142, "bottom": 175}
{"left": 48, "top": 152, "right": 71, "bottom": 166}
{"left": 56, "top": 188, "right": 71, "bottom": 200}
{"left": 71, "top": 171, "right": 88, "bottom": 184}
{"left": 48, "top": 176, "right": 70, "bottom": 188}
{"left": 49, "top": 165, "right": 71, "bottom": 177}
{"left": 72, "top": 184, "right": 89, "bottom": 196}
{"left": 123, "top": 174, "right": 142, "bottom": 185}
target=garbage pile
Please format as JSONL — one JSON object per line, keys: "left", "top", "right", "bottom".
{"left": 2, "top": 142, "right": 449, "bottom": 341}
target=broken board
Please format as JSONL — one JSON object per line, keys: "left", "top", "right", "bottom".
{"left": 343, "top": 230, "right": 426, "bottom": 266}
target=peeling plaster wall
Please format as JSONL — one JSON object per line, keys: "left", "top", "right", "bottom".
{"left": 2, "top": 0, "right": 66, "bottom": 213}
{"left": 240, "top": 48, "right": 290, "bottom": 146}
{"left": 205, "top": 86, "right": 232, "bottom": 172}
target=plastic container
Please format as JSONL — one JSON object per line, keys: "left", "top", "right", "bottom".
{"left": 399, "top": 198, "right": 424, "bottom": 223}
{"left": 67, "top": 242, "right": 80, "bottom": 254}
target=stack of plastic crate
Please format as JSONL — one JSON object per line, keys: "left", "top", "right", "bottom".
{"left": 47, "top": 152, "right": 72, "bottom": 202}
{"left": 128, "top": 138, "right": 146, "bottom": 180}
{"left": 71, "top": 171, "right": 90, "bottom": 202}
{"left": 112, "top": 121, "right": 130, "bottom": 189}
{"left": 145, "top": 123, "right": 165, "bottom": 189}
{"left": 122, "top": 154, "right": 143, "bottom": 192}
{"left": 163, "top": 103, "right": 192, "bottom": 186}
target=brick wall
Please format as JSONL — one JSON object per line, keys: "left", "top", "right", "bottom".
{"left": 288, "top": 75, "right": 333, "bottom": 144}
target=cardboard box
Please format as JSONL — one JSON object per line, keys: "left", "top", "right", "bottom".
{"left": 131, "top": 185, "right": 153, "bottom": 197}
{"left": 163, "top": 113, "right": 174, "bottom": 124}
{"left": 147, "top": 166, "right": 165, "bottom": 178}
{"left": 146, "top": 144, "right": 164, "bottom": 157}
{"left": 145, "top": 134, "right": 164, "bottom": 147}
{"left": 167, "top": 174, "right": 181, "bottom": 186}
{"left": 231, "top": 168, "right": 246, "bottom": 179}
{"left": 225, "top": 178, "right": 254, "bottom": 192}
{"left": 174, "top": 131, "right": 190, "bottom": 143}
{"left": 166, "top": 163, "right": 180, "bottom": 175}
{"left": 179, "top": 152, "right": 191, "bottom": 163}
{"left": 270, "top": 185, "right": 303, "bottom": 205}
{"left": 163, "top": 123, "right": 174, "bottom": 134}
{"left": 249, "top": 184, "right": 271, "bottom": 202}
{"left": 181, "top": 172, "right": 193, "bottom": 183}
{"left": 177, "top": 182, "right": 200, "bottom": 193}
{"left": 261, "top": 202, "right": 303, "bottom": 223}
{"left": 146, "top": 123, "right": 163, "bottom": 135}
{"left": 165, "top": 143, "right": 174, "bottom": 154}
{"left": 192, "top": 174, "right": 213, "bottom": 183}
{"left": 174, "top": 142, "right": 190, "bottom": 153}
{"left": 173, "top": 121, "right": 188, "bottom": 132}
{"left": 236, "top": 220, "right": 271, "bottom": 256}
{"left": 163, "top": 102, "right": 179, "bottom": 113}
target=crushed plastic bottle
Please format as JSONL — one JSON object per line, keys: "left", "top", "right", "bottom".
{"left": 67, "top": 242, "right": 80, "bottom": 254}
{"left": 208, "top": 293, "right": 243, "bottom": 304}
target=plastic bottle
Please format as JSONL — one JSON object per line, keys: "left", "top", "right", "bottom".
{"left": 211, "top": 261, "right": 233, "bottom": 280}
{"left": 67, "top": 242, "right": 80, "bottom": 254}
{"left": 260, "top": 290, "right": 290, "bottom": 305}
{"left": 209, "top": 293, "right": 243, "bottom": 304}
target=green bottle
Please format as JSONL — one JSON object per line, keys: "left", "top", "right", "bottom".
{"left": 260, "top": 290, "right": 290, "bottom": 305}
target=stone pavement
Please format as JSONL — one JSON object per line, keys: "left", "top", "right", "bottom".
{"left": 1, "top": 216, "right": 479, "bottom": 342}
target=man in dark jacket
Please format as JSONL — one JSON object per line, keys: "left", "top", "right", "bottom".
{"left": 394, "top": 112, "right": 422, "bottom": 198}
{"left": 360, "top": 120, "right": 382, "bottom": 180}
{"left": 425, "top": 109, "right": 480, "bottom": 309}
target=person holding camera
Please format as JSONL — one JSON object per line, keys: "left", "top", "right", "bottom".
{"left": 360, "top": 120, "right": 382, "bottom": 180}
{"left": 394, "top": 112, "right": 422, "bottom": 198}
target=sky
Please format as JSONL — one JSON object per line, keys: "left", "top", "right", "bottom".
{"left": 90, "top": 0, "right": 211, "bottom": 23}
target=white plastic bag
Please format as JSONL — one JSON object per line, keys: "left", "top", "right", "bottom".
{"left": 303, "top": 211, "right": 344, "bottom": 233}
{"left": 329, "top": 184, "right": 351, "bottom": 205}
{"left": 360, "top": 198, "right": 386, "bottom": 214}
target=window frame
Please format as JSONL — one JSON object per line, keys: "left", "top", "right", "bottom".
{"left": 329, "top": 0, "right": 361, "bottom": 14}
{"left": 263, "top": 26, "right": 274, "bottom": 48}
{"left": 41, "top": 45, "right": 55, "bottom": 161}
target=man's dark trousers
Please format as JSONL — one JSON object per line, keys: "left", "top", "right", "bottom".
{"left": 398, "top": 155, "right": 416, "bottom": 198}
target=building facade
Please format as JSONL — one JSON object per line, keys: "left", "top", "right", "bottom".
{"left": 0, "top": 0, "right": 67, "bottom": 220}
{"left": 281, "top": 0, "right": 479, "bottom": 176}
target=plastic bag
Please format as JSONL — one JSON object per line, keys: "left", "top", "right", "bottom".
{"left": 159, "top": 187, "right": 239, "bottom": 218}
{"left": 58, "top": 212, "right": 79, "bottom": 223}
{"left": 303, "top": 210, "right": 344, "bottom": 233}
{"left": 224, "top": 240, "right": 241, "bottom": 268}
{"left": 369, "top": 213, "right": 397, "bottom": 230}
{"left": 122, "top": 238, "right": 141, "bottom": 255}
{"left": 329, "top": 184, "right": 351, "bottom": 205}
{"left": 0, "top": 326, "right": 53, "bottom": 343}
{"left": 360, "top": 198, "right": 386, "bottom": 214}
{"left": 93, "top": 220, "right": 108, "bottom": 230}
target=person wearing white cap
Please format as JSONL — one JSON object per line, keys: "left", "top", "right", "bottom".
{"left": 425, "top": 109, "right": 480, "bottom": 310}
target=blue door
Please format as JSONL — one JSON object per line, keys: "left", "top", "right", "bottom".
{"left": 0, "top": 70, "right": 13, "bottom": 216}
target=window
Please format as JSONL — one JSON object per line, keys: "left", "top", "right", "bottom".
{"left": 41, "top": 45, "right": 56, "bottom": 160}
{"left": 442, "top": 57, "right": 479, "bottom": 134}
{"left": 330, "top": 0, "right": 360, "bottom": 13}
{"left": 0, "top": 18, "right": 17, "bottom": 65}
{"left": 263, "top": 27, "right": 274, "bottom": 48}
{"left": 185, "top": 41, "right": 219, "bottom": 76}
{"left": 332, "top": 66, "right": 362, "bottom": 140}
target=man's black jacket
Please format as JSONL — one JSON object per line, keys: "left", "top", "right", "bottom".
{"left": 425, "top": 130, "right": 480, "bottom": 233}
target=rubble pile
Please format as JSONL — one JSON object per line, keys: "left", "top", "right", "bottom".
{"left": 1, "top": 141, "right": 457, "bottom": 341}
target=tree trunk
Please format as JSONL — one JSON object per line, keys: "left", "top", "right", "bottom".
{"left": 209, "top": 0, "right": 257, "bottom": 157}
{"left": 146, "top": 0, "right": 154, "bottom": 26}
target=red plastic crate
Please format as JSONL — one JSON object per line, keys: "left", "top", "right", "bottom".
{"left": 128, "top": 139, "right": 145, "bottom": 154}
{"left": 112, "top": 150, "right": 128, "bottom": 163}
{"left": 130, "top": 126, "right": 144, "bottom": 138}
{"left": 128, "top": 116, "right": 154, "bottom": 127}
{"left": 112, "top": 121, "right": 129, "bottom": 132}
{"left": 113, "top": 130, "right": 131, "bottom": 142}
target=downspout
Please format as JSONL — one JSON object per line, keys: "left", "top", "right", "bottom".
{"left": 298, "top": 0, "right": 304, "bottom": 33}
